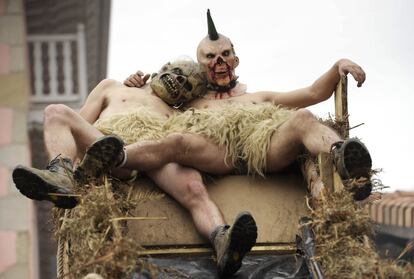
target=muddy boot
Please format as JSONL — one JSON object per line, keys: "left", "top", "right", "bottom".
{"left": 331, "top": 138, "right": 372, "bottom": 201}
{"left": 211, "top": 212, "right": 257, "bottom": 277}
{"left": 12, "top": 157, "right": 78, "bottom": 209}
{"left": 74, "top": 135, "right": 125, "bottom": 183}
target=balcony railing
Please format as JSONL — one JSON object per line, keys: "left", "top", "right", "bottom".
{"left": 27, "top": 24, "right": 88, "bottom": 106}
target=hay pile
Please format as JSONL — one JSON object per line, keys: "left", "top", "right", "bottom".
{"left": 309, "top": 187, "right": 413, "bottom": 279}
{"left": 53, "top": 177, "right": 163, "bottom": 278}
{"left": 51, "top": 150, "right": 413, "bottom": 277}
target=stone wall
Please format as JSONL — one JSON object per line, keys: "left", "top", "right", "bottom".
{"left": 22, "top": 1, "right": 111, "bottom": 277}
{"left": 0, "top": 0, "right": 38, "bottom": 278}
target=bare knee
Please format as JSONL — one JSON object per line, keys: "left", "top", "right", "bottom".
{"left": 164, "top": 133, "right": 187, "bottom": 153}
{"left": 290, "top": 109, "right": 317, "bottom": 132}
{"left": 182, "top": 180, "right": 209, "bottom": 209}
{"left": 44, "top": 104, "right": 73, "bottom": 125}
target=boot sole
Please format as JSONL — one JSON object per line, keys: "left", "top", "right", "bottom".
{"left": 12, "top": 166, "right": 78, "bottom": 209}
{"left": 75, "top": 135, "right": 124, "bottom": 182}
{"left": 342, "top": 140, "right": 372, "bottom": 179}
{"left": 338, "top": 139, "right": 373, "bottom": 201}
{"left": 220, "top": 211, "right": 257, "bottom": 276}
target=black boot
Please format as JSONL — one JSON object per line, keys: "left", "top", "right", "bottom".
{"left": 13, "top": 156, "right": 78, "bottom": 209}
{"left": 331, "top": 138, "right": 372, "bottom": 200}
{"left": 211, "top": 212, "right": 257, "bottom": 277}
{"left": 74, "top": 135, "right": 125, "bottom": 183}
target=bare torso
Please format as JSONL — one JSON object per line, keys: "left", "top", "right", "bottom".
{"left": 187, "top": 83, "right": 266, "bottom": 110}
{"left": 99, "top": 84, "right": 175, "bottom": 120}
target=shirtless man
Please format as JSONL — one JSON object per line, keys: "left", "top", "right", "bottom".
{"left": 91, "top": 12, "right": 371, "bottom": 278}
{"left": 122, "top": 10, "right": 372, "bottom": 199}
{"left": 13, "top": 11, "right": 372, "bottom": 277}
{"left": 105, "top": 11, "right": 371, "bottom": 277}
{"left": 12, "top": 58, "right": 254, "bottom": 277}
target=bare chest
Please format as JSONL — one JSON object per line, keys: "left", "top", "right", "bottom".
{"left": 188, "top": 94, "right": 262, "bottom": 110}
{"left": 101, "top": 89, "right": 173, "bottom": 118}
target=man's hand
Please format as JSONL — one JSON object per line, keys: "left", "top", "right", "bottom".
{"left": 123, "top": 71, "right": 150, "bottom": 88}
{"left": 337, "top": 59, "right": 366, "bottom": 87}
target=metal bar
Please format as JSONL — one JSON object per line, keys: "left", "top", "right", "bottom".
{"left": 76, "top": 24, "right": 88, "bottom": 101}
{"left": 63, "top": 41, "right": 73, "bottom": 97}
{"left": 33, "top": 41, "right": 43, "bottom": 97}
{"left": 48, "top": 41, "right": 58, "bottom": 97}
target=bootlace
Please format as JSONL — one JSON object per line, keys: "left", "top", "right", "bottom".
{"left": 330, "top": 141, "right": 343, "bottom": 154}
{"left": 330, "top": 141, "right": 344, "bottom": 164}
{"left": 46, "top": 154, "right": 73, "bottom": 173}
{"left": 210, "top": 225, "right": 230, "bottom": 245}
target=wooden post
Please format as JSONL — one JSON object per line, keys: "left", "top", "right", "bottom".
{"left": 318, "top": 153, "right": 334, "bottom": 193}
{"left": 302, "top": 77, "right": 350, "bottom": 197}
{"left": 301, "top": 158, "right": 326, "bottom": 199}
{"left": 332, "top": 75, "right": 349, "bottom": 192}
{"left": 334, "top": 75, "right": 349, "bottom": 139}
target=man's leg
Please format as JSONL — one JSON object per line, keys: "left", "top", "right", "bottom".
{"left": 147, "top": 163, "right": 224, "bottom": 238}
{"left": 124, "top": 133, "right": 234, "bottom": 175}
{"left": 147, "top": 163, "right": 257, "bottom": 276}
{"left": 13, "top": 104, "right": 124, "bottom": 208}
{"left": 43, "top": 104, "right": 103, "bottom": 160}
{"left": 265, "top": 109, "right": 372, "bottom": 200}
{"left": 265, "top": 109, "right": 340, "bottom": 171}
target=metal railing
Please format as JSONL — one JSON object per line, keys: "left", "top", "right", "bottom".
{"left": 27, "top": 24, "right": 88, "bottom": 104}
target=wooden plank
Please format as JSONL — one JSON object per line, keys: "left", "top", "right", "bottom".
{"left": 139, "top": 244, "right": 296, "bottom": 256}
{"left": 128, "top": 173, "right": 308, "bottom": 246}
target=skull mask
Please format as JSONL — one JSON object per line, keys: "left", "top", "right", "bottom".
{"left": 150, "top": 59, "right": 206, "bottom": 106}
{"left": 196, "top": 10, "right": 239, "bottom": 91}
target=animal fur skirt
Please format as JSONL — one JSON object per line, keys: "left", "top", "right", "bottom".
{"left": 94, "top": 103, "right": 292, "bottom": 176}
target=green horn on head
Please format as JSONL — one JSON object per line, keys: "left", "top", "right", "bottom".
{"left": 207, "top": 9, "right": 219, "bottom": 40}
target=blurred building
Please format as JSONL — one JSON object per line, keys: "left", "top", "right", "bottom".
{"left": 370, "top": 191, "right": 414, "bottom": 261}
{"left": 0, "top": 0, "right": 111, "bottom": 278}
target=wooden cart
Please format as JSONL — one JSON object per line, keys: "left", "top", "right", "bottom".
{"left": 57, "top": 77, "right": 350, "bottom": 278}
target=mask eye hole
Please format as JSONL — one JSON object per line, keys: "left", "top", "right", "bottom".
{"left": 222, "top": 50, "right": 230, "bottom": 57}
{"left": 183, "top": 82, "right": 193, "bottom": 91}
{"left": 206, "top": 53, "right": 215, "bottom": 59}
{"left": 172, "top": 67, "right": 183, "bottom": 75}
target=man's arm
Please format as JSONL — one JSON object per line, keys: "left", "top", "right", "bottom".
{"left": 79, "top": 79, "right": 118, "bottom": 123}
{"left": 257, "top": 59, "right": 366, "bottom": 108}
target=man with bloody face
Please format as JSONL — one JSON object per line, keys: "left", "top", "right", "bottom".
{"left": 13, "top": 9, "right": 374, "bottom": 278}
{"left": 196, "top": 10, "right": 243, "bottom": 98}
{"left": 120, "top": 9, "right": 373, "bottom": 277}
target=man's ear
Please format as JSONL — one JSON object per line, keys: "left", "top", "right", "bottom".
{"left": 234, "top": 56, "right": 239, "bottom": 68}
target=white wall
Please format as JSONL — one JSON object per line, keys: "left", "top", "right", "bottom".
{"left": 108, "top": 0, "right": 414, "bottom": 192}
